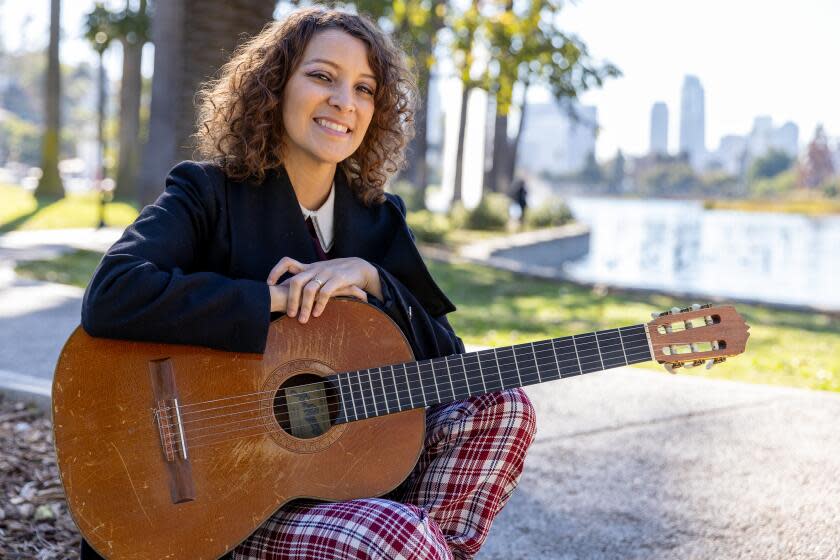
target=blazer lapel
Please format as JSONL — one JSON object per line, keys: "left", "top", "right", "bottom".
{"left": 226, "top": 166, "right": 318, "bottom": 281}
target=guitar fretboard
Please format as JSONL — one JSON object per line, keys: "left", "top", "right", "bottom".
{"left": 327, "top": 324, "right": 652, "bottom": 424}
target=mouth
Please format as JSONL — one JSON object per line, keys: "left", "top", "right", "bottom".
{"left": 314, "top": 118, "right": 352, "bottom": 136}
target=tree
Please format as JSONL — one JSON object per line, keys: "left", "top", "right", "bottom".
{"left": 608, "top": 149, "right": 625, "bottom": 193}
{"left": 748, "top": 149, "right": 793, "bottom": 182}
{"left": 113, "top": 0, "right": 150, "bottom": 202}
{"left": 353, "top": 0, "right": 448, "bottom": 203}
{"left": 483, "top": 0, "right": 620, "bottom": 194}
{"left": 578, "top": 151, "right": 602, "bottom": 184}
{"left": 139, "top": 0, "right": 276, "bottom": 205}
{"left": 798, "top": 125, "right": 835, "bottom": 189}
{"left": 83, "top": 3, "right": 116, "bottom": 195}
{"left": 449, "top": 0, "right": 482, "bottom": 204}
{"left": 35, "top": 0, "right": 64, "bottom": 198}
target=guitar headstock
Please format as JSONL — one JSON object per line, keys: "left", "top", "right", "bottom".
{"left": 646, "top": 304, "right": 750, "bottom": 373}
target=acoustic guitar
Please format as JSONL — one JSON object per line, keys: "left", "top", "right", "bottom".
{"left": 52, "top": 300, "right": 749, "bottom": 559}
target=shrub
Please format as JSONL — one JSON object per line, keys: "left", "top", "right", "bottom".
{"left": 464, "top": 193, "right": 510, "bottom": 231}
{"left": 386, "top": 179, "right": 426, "bottom": 212}
{"left": 525, "top": 197, "right": 573, "bottom": 229}
{"left": 406, "top": 210, "right": 450, "bottom": 244}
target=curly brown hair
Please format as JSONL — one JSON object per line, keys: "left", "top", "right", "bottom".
{"left": 194, "top": 6, "right": 418, "bottom": 206}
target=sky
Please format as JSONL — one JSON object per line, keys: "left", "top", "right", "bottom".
{"left": 3, "top": 0, "right": 840, "bottom": 161}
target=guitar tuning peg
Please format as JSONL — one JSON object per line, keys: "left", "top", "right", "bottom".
{"left": 664, "top": 363, "right": 676, "bottom": 374}
{"left": 682, "top": 361, "right": 696, "bottom": 369}
{"left": 705, "top": 359, "right": 715, "bottom": 370}
{"left": 671, "top": 307, "right": 681, "bottom": 314}
{"left": 691, "top": 303, "right": 701, "bottom": 311}
{"left": 651, "top": 312, "right": 660, "bottom": 319}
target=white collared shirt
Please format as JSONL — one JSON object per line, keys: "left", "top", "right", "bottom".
{"left": 298, "top": 181, "right": 335, "bottom": 253}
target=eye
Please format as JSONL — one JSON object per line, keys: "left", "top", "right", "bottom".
{"left": 308, "top": 71, "right": 331, "bottom": 82}
{"left": 358, "top": 85, "right": 375, "bottom": 96}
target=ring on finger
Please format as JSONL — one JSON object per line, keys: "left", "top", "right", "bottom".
{"left": 312, "top": 276, "right": 324, "bottom": 288}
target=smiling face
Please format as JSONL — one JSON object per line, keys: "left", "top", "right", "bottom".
{"left": 280, "top": 29, "right": 378, "bottom": 169}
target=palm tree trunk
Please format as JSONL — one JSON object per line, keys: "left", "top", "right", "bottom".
{"left": 452, "top": 84, "right": 470, "bottom": 204}
{"left": 36, "top": 0, "right": 63, "bottom": 198}
{"left": 489, "top": 103, "right": 508, "bottom": 194}
{"left": 116, "top": 0, "right": 146, "bottom": 202}
{"left": 507, "top": 80, "right": 530, "bottom": 184}
{"left": 140, "top": 0, "right": 275, "bottom": 205}
{"left": 96, "top": 51, "right": 107, "bottom": 187}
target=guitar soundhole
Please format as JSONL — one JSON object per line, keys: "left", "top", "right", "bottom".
{"left": 273, "top": 374, "right": 339, "bottom": 439}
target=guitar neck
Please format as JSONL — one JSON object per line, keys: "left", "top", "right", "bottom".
{"left": 328, "top": 324, "right": 654, "bottom": 424}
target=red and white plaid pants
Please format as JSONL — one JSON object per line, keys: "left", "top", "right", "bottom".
{"left": 232, "top": 388, "right": 536, "bottom": 560}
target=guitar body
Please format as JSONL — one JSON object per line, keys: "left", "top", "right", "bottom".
{"left": 52, "top": 300, "right": 424, "bottom": 560}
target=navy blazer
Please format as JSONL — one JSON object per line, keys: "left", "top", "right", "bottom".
{"left": 81, "top": 160, "right": 464, "bottom": 361}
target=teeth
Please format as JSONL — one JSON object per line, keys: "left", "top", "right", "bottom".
{"left": 316, "top": 119, "right": 348, "bottom": 133}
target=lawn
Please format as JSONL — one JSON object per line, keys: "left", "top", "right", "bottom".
{"left": 14, "top": 249, "right": 840, "bottom": 393}
{"left": 0, "top": 184, "right": 139, "bottom": 232}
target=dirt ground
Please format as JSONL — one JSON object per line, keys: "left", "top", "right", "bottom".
{"left": 0, "top": 394, "right": 80, "bottom": 559}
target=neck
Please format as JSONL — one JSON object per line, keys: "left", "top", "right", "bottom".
{"left": 328, "top": 323, "right": 654, "bottom": 425}
{"left": 283, "top": 156, "right": 336, "bottom": 211}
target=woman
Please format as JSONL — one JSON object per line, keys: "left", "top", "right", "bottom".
{"left": 80, "top": 7, "right": 535, "bottom": 560}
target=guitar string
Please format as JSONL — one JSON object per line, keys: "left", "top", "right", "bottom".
{"left": 155, "top": 335, "right": 652, "bottom": 437}
{"left": 158, "top": 346, "right": 659, "bottom": 452}
{"left": 168, "top": 331, "right": 651, "bottom": 422}
{"left": 155, "top": 343, "right": 653, "bottom": 443}
{"left": 160, "top": 333, "right": 647, "bottom": 425}
{"left": 172, "top": 329, "right": 650, "bottom": 412}
{"left": 157, "top": 342, "right": 654, "bottom": 443}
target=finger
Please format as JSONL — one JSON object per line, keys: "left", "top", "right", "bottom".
{"left": 311, "top": 277, "right": 348, "bottom": 318}
{"left": 297, "top": 277, "right": 325, "bottom": 323}
{"left": 267, "top": 257, "right": 305, "bottom": 285}
{"left": 285, "top": 273, "right": 314, "bottom": 317}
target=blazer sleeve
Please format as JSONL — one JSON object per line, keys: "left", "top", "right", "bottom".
{"left": 81, "top": 161, "right": 271, "bottom": 353}
{"left": 368, "top": 194, "right": 465, "bottom": 360}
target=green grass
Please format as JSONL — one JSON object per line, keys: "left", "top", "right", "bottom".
{"left": 427, "top": 260, "right": 840, "bottom": 393}
{"left": 0, "top": 184, "right": 139, "bottom": 232}
{"left": 704, "top": 197, "right": 840, "bottom": 215}
{"left": 14, "top": 249, "right": 104, "bottom": 288}
{"left": 14, "top": 250, "right": 840, "bottom": 393}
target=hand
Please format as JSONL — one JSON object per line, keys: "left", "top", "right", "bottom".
{"left": 266, "top": 257, "right": 382, "bottom": 323}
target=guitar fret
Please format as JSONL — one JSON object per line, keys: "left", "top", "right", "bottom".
{"left": 402, "top": 363, "right": 414, "bottom": 409}
{"left": 378, "top": 368, "right": 389, "bottom": 414}
{"left": 617, "top": 327, "right": 629, "bottom": 364}
{"left": 531, "top": 342, "right": 542, "bottom": 383}
{"left": 570, "top": 336, "right": 583, "bottom": 375}
{"left": 426, "top": 360, "right": 441, "bottom": 404}
{"left": 366, "top": 370, "right": 378, "bottom": 416}
{"left": 460, "top": 354, "right": 471, "bottom": 396}
{"left": 335, "top": 374, "right": 349, "bottom": 422}
{"left": 493, "top": 348, "right": 504, "bottom": 389}
{"left": 353, "top": 371, "right": 368, "bottom": 419}
{"left": 443, "top": 357, "right": 456, "bottom": 400}
{"left": 593, "top": 331, "right": 606, "bottom": 370}
{"left": 511, "top": 347, "right": 523, "bottom": 387}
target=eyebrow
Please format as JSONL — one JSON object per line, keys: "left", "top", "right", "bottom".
{"left": 304, "top": 58, "right": 377, "bottom": 82}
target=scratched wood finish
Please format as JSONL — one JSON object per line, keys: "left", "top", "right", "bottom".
{"left": 52, "top": 300, "right": 424, "bottom": 560}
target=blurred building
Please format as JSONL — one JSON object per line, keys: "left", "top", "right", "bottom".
{"left": 649, "top": 102, "right": 669, "bottom": 155}
{"left": 708, "top": 117, "right": 800, "bottom": 175}
{"left": 517, "top": 102, "right": 598, "bottom": 176}
{"left": 679, "top": 75, "right": 706, "bottom": 167}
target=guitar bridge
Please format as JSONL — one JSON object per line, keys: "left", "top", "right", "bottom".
{"left": 154, "top": 399, "right": 188, "bottom": 462}
{"left": 149, "top": 359, "right": 196, "bottom": 504}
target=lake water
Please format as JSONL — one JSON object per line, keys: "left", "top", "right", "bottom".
{"left": 564, "top": 198, "right": 840, "bottom": 311}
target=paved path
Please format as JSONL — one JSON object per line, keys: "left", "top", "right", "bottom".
{"left": 1, "top": 228, "right": 839, "bottom": 559}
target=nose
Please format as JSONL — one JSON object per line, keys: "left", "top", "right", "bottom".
{"left": 328, "top": 83, "right": 355, "bottom": 113}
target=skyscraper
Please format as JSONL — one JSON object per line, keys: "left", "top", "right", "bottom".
{"left": 649, "top": 102, "right": 669, "bottom": 154}
{"left": 679, "top": 75, "right": 706, "bottom": 166}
